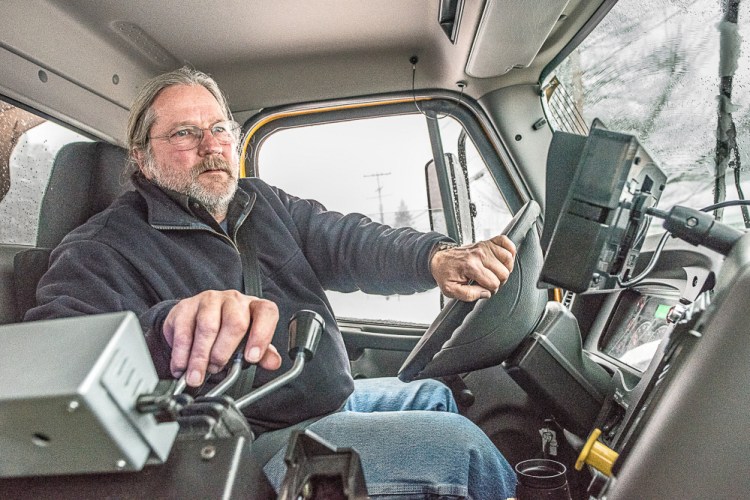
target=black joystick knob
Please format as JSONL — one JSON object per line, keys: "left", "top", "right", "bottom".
{"left": 288, "top": 310, "right": 324, "bottom": 361}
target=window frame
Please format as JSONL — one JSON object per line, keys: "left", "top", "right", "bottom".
{"left": 240, "top": 94, "right": 526, "bottom": 326}
{"left": 242, "top": 95, "right": 527, "bottom": 219}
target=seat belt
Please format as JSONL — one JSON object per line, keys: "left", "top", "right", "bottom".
{"left": 226, "top": 224, "right": 262, "bottom": 400}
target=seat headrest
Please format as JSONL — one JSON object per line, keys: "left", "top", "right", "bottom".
{"left": 37, "top": 142, "right": 134, "bottom": 248}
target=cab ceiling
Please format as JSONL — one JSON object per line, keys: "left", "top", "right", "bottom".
{"left": 0, "top": 0, "right": 602, "bottom": 142}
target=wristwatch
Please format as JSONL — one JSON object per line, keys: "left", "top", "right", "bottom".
{"left": 430, "top": 240, "right": 458, "bottom": 260}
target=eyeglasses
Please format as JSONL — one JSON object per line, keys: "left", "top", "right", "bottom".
{"left": 150, "top": 120, "right": 240, "bottom": 151}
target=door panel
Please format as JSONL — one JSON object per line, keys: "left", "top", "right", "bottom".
{"left": 340, "top": 322, "right": 423, "bottom": 378}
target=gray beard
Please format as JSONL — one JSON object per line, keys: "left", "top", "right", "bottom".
{"left": 145, "top": 155, "right": 238, "bottom": 219}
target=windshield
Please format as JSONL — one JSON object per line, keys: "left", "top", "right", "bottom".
{"left": 548, "top": 0, "right": 750, "bottom": 230}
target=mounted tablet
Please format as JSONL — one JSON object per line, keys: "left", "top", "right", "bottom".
{"left": 539, "top": 124, "right": 667, "bottom": 293}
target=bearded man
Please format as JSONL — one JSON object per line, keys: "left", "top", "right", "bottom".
{"left": 26, "top": 67, "right": 518, "bottom": 499}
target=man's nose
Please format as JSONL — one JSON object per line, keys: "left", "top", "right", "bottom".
{"left": 197, "top": 128, "right": 223, "bottom": 155}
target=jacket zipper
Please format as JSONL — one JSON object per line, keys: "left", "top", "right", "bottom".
{"left": 152, "top": 223, "right": 242, "bottom": 254}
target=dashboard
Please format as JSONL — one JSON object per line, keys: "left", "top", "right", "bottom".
{"left": 531, "top": 123, "right": 739, "bottom": 497}
{"left": 553, "top": 233, "right": 731, "bottom": 498}
{"left": 599, "top": 289, "right": 677, "bottom": 372}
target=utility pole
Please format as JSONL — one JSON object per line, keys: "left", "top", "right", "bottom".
{"left": 364, "top": 171, "right": 391, "bottom": 223}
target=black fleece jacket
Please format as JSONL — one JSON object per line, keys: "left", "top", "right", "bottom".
{"left": 26, "top": 174, "right": 446, "bottom": 431}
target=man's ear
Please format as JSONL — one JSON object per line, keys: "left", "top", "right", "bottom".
{"left": 132, "top": 148, "right": 151, "bottom": 178}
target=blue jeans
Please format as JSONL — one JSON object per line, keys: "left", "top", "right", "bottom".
{"left": 263, "top": 378, "right": 516, "bottom": 499}
{"left": 343, "top": 376, "right": 459, "bottom": 413}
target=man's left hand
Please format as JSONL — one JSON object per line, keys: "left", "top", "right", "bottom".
{"left": 430, "top": 235, "right": 517, "bottom": 302}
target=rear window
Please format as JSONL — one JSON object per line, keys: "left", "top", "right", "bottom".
{"left": 0, "top": 100, "right": 90, "bottom": 245}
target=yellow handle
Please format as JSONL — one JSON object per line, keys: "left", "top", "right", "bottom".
{"left": 575, "top": 428, "right": 619, "bottom": 477}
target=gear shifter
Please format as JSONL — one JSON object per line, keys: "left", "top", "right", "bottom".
{"left": 235, "top": 310, "right": 324, "bottom": 409}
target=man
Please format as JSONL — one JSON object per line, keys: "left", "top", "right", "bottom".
{"left": 26, "top": 67, "right": 518, "bottom": 498}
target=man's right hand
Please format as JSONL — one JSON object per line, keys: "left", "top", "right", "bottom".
{"left": 162, "top": 290, "right": 282, "bottom": 387}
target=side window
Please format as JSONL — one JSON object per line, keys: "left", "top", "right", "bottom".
{"left": 255, "top": 111, "right": 512, "bottom": 324}
{"left": 438, "top": 118, "right": 514, "bottom": 241}
{"left": 258, "top": 115, "right": 435, "bottom": 232}
{"left": 0, "top": 100, "right": 91, "bottom": 245}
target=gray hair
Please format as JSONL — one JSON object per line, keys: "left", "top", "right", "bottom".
{"left": 126, "top": 67, "right": 232, "bottom": 162}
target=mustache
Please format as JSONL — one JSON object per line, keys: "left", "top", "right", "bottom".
{"left": 193, "top": 156, "right": 235, "bottom": 176}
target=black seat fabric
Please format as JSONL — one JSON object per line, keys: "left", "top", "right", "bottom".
{"left": 13, "top": 248, "right": 51, "bottom": 322}
{"left": 13, "top": 141, "right": 133, "bottom": 320}
{"left": 37, "top": 141, "right": 134, "bottom": 248}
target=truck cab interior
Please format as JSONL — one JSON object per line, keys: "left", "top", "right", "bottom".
{"left": 1, "top": 0, "right": 749, "bottom": 498}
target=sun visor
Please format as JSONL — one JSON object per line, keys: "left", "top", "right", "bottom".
{"left": 466, "top": 0, "right": 569, "bottom": 78}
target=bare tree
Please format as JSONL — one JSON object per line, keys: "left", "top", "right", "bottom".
{"left": 393, "top": 199, "right": 414, "bottom": 228}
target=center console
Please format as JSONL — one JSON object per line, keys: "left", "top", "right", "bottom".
{"left": 521, "top": 124, "right": 748, "bottom": 498}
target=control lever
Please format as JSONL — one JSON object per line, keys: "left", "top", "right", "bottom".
{"left": 137, "top": 326, "right": 250, "bottom": 417}
{"left": 205, "top": 330, "right": 250, "bottom": 397}
{"left": 648, "top": 205, "right": 744, "bottom": 256}
{"left": 137, "top": 310, "right": 323, "bottom": 423}
{"left": 235, "top": 310, "right": 324, "bottom": 409}
{"left": 173, "top": 335, "right": 255, "bottom": 440}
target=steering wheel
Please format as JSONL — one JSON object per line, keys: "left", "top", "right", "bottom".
{"left": 398, "top": 200, "right": 548, "bottom": 381}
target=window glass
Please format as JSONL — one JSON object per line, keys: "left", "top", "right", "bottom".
{"left": 0, "top": 101, "right": 90, "bottom": 245}
{"left": 547, "top": 0, "right": 750, "bottom": 230}
{"left": 438, "top": 118, "right": 513, "bottom": 241}
{"left": 258, "top": 114, "right": 438, "bottom": 324}
{"left": 259, "top": 115, "right": 434, "bottom": 231}
{"left": 256, "top": 111, "right": 512, "bottom": 324}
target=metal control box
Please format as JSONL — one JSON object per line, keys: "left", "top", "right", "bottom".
{"left": 0, "top": 312, "right": 178, "bottom": 477}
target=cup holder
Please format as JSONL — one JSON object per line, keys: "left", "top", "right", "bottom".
{"left": 515, "top": 458, "right": 572, "bottom": 500}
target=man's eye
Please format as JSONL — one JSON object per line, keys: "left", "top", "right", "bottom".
{"left": 212, "top": 125, "right": 228, "bottom": 134}
{"left": 171, "top": 128, "right": 197, "bottom": 138}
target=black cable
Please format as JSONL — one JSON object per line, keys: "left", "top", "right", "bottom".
{"left": 732, "top": 163, "right": 750, "bottom": 227}
{"left": 699, "top": 199, "right": 750, "bottom": 213}
{"left": 650, "top": 200, "right": 750, "bottom": 218}
{"left": 411, "top": 56, "right": 465, "bottom": 120}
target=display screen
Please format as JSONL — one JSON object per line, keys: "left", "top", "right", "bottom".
{"left": 601, "top": 290, "right": 676, "bottom": 371}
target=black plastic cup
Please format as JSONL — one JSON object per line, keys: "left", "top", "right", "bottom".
{"left": 514, "top": 459, "right": 572, "bottom": 500}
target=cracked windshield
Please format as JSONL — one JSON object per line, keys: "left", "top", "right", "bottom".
{"left": 549, "top": 0, "right": 750, "bottom": 230}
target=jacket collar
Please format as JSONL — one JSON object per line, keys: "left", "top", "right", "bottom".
{"left": 132, "top": 172, "right": 256, "bottom": 235}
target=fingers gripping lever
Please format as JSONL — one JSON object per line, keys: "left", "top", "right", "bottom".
{"left": 137, "top": 310, "right": 324, "bottom": 424}
{"left": 155, "top": 323, "right": 251, "bottom": 400}
{"left": 205, "top": 331, "right": 250, "bottom": 397}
